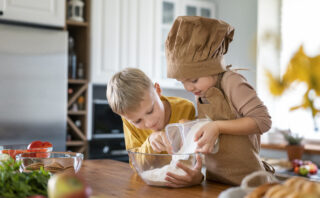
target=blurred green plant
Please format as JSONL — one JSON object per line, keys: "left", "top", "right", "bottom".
{"left": 280, "top": 129, "right": 304, "bottom": 146}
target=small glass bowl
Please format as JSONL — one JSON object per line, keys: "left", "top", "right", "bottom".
{"left": 0, "top": 144, "right": 53, "bottom": 160}
{"left": 16, "top": 152, "right": 83, "bottom": 174}
{"left": 128, "top": 149, "right": 197, "bottom": 186}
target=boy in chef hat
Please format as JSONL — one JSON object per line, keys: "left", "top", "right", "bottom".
{"left": 164, "top": 16, "right": 272, "bottom": 187}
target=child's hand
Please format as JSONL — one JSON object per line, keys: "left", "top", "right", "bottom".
{"left": 148, "top": 131, "right": 172, "bottom": 153}
{"left": 165, "top": 154, "right": 203, "bottom": 188}
{"left": 194, "top": 121, "right": 220, "bottom": 154}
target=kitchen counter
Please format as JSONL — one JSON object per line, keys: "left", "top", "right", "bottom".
{"left": 79, "top": 159, "right": 230, "bottom": 198}
{"left": 261, "top": 143, "right": 320, "bottom": 155}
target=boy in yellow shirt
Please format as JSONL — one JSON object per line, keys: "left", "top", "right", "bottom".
{"left": 106, "top": 68, "right": 195, "bottom": 158}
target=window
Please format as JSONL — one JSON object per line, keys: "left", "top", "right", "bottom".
{"left": 257, "top": 0, "right": 320, "bottom": 140}
{"left": 162, "top": 2, "right": 175, "bottom": 24}
{"left": 186, "top": 6, "right": 196, "bottom": 16}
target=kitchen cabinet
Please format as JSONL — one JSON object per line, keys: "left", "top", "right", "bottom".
{"left": 90, "top": 0, "right": 215, "bottom": 89}
{"left": 0, "top": 0, "right": 65, "bottom": 27}
{"left": 90, "top": 0, "right": 154, "bottom": 85}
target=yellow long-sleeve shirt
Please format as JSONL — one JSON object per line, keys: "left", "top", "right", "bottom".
{"left": 122, "top": 96, "right": 195, "bottom": 155}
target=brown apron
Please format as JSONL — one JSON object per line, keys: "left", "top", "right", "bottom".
{"left": 197, "top": 72, "right": 265, "bottom": 186}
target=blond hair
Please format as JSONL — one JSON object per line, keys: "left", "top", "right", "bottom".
{"left": 106, "top": 68, "right": 153, "bottom": 115}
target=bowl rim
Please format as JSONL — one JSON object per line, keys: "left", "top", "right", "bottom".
{"left": 127, "top": 149, "right": 198, "bottom": 156}
{"left": 15, "top": 151, "right": 84, "bottom": 159}
{"left": 0, "top": 144, "right": 53, "bottom": 150}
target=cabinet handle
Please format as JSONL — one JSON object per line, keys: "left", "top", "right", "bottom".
{"left": 0, "top": 11, "right": 3, "bottom": 16}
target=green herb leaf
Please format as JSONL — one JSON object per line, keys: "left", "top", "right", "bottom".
{"left": 0, "top": 158, "right": 50, "bottom": 198}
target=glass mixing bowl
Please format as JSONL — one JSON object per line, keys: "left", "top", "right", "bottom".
{"left": 0, "top": 144, "right": 53, "bottom": 160}
{"left": 128, "top": 149, "right": 197, "bottom": 186}
{"left": 16, "top": 152, "right": 83, "bottom": 174}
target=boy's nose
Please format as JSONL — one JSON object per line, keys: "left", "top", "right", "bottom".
{"left": 184, "top": 83, "right": 194, "bottom": 92}
{"left": 145, "top": 120, "right": 154, "bottom": 128}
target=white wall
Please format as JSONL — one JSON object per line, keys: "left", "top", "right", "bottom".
{"left": 212, "top": 0, "right": 258, "bottom": 88}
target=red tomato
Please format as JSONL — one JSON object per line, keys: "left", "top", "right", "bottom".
{"left": 28, "top": 140, "right": 43, "bottom": 149}
{"left": 4, "top": 149, "right": 29, "bottom": 160}
{"left": 28, "top": 140, "right": 52, "bottom": 149}
{"left": 42, "top": 141, "right": 53, "bottom": 148}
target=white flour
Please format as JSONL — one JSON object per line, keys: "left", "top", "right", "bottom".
{"left": 141, "top": 120, "right": 211, "bottom": 186}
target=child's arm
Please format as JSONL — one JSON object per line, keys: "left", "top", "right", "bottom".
{"left": 222, "top": 72, "right": 272, "bottom": 134}
{"left": 194, "top": 117, "right": 258, "bottom": 153}
{"left": 195, "top": 72, "right": 272, "bottom": 153}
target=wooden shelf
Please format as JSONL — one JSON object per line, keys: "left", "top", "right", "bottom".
{"left": 68, "top": 83, "right": 88, "bottom": 108}
{"left": 68, "top": 111, "right": 87, "bottom": 115}
{"left": 66, "top": 20, "right": 88, "bottom": 27}
{"left": 65, "top": 0, "right": 90, "bottom": 157}
{"left": 67, "top": 116, "right": 86, "bottom": 140}
{"left": 66, "top": 141, "right": 85, "bottom": 146}
{"left": 68, "top": 79, "right": 88, "bottom": 84}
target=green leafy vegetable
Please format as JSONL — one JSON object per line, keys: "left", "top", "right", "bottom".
{"left": 0, "top": 158, "right": 50, "bottom": 198}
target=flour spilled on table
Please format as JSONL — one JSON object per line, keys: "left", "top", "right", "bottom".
{"left": 140, "top": 120, "right": 211, "bottom": 186}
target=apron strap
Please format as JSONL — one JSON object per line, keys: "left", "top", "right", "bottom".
{"left": 216, "top": 71, "right": 225, "bottom": 90}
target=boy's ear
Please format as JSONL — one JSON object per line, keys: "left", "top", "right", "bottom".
{"left": 154, "top": 82, "right": 162, "bottom": 96}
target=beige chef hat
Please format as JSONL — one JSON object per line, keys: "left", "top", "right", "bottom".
{"left": 166, "top": 16, "right": 234, "bottom": 80}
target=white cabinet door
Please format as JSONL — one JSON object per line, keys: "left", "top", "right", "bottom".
{"left": 90, "top": 0, "right": 157, "bottom": 84}
{"left": 0, "top": 0, "right": 65, "bottom": 27}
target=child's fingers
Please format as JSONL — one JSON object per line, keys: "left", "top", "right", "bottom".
{"left": 175, "top": 157, "right": 202, "bottom": 177}
{"left": 197, "top": 136, "right": 216, "bottom": 152}
{"left": 165, "top": 176, "right": 188, "bottom": 188}
{"left": 175, "top": 162, "right": 193, "bottom": 176}
{"left": 193, "top": 128, "right": 204, "bottom": 141}
{"left": 160, "top": 132, "right": 172, "bottom": 153}
{"left": 158, "top": 141, "right": 167, "bottom": 152}
{"left": 166, "top": 171, "right": 191, "bottom": 185}
{"left": 196, "top": 134, "right": 207, "bottom": 147}
{"left": 195, "top": 154, "right": 202, "bottom": 170}
{"left": 151, "top": 141, "right": 163, "bottom": 152}
{"left": 151, "top": 143, "right": 160, "bottom": 152}
{"left": 194, "top": 124, "right": 209, "bottom": 141}
{"left": 196, "top": 144, "right": 212, "bottom": 154}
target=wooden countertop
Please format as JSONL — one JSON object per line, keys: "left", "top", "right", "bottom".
{"left": 261, "top": 143, "right": 320, "bottom": 155}
{"left": 79, "top": 159, "right": 230, "bottom": 198}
